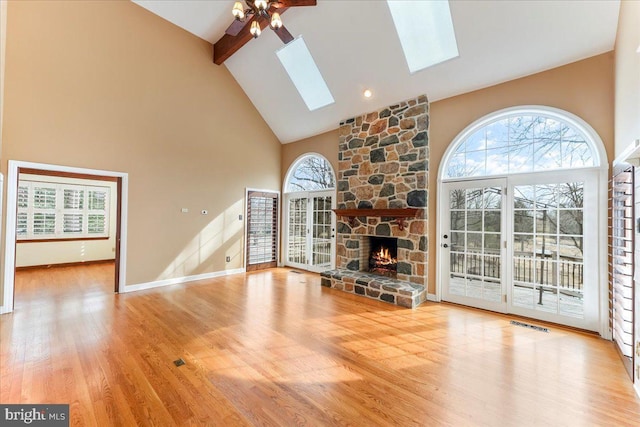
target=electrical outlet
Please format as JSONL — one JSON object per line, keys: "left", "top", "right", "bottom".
{"left": 226, "top": 256, "right": 231, "bottom": 262}
{"left": 181, "top": 208, "right": 189, "bottom": 213}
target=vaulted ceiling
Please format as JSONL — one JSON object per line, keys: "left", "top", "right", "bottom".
{"left": 133, "top": 1, "right": 620, "bottom": 143}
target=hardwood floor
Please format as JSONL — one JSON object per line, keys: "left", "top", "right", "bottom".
{"left": 2, "top": 264, "right": 639, "bottom": 426}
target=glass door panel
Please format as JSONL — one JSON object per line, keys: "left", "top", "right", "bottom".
{"left": 442, "top": 179, "right": 506, "bottom": 312}
{"left": 311, "top": 196, "right": 332, "bottom": 269}
{"left": 285, "top": 191, "right": 335, "bottom": 272}
{"left": 512, "top": 182, "right": 586, "bottom": 320}
{"left": 287, "top": 197, "right": 307, "bottom": 266}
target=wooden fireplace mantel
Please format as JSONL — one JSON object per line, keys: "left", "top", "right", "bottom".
{"left": 333, "top": 208, "right": 422, "bottom": 231}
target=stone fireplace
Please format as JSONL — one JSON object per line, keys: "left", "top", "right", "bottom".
{"left": 321, "top": 95, "right": 429, "bottom": 308}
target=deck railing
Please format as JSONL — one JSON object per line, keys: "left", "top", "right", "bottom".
{"left": 449, "top": 248, "right": 583, "bottom": 291}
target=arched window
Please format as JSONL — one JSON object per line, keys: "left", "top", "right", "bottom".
{"left": 442, "top": 108, "right": 602, "bottom": 179}
{"left": 285, "top": 154, "right": 335, "bottom": 192}
{"left": 438, "top": 106, "right": 607, "bottom": 335}
{"left": 283, "top": 153, "right": 336, "bottom": 272}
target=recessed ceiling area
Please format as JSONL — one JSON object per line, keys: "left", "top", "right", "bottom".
{"left": 133, "top": 0, "right": 620, "bottom": 144}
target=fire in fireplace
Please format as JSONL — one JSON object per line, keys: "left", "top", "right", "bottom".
{"left": 368, "top": 236, "right": 398, "bottom": 277}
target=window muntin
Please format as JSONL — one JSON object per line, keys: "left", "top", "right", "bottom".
{"left": 285, "top": 155, "right": 336, "bottom": 192}
{"left": 445, "top": 115, "right": 595, "bottom": 179}
{"left": 17, "top": 180, "right": 110, "bottom": 240}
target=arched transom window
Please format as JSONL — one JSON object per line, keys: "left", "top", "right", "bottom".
{"left": 285, "top": 154, "right": 335, "bottom": 192}
{"left": 444, "top": 110, "right": 600, "bottom": 179}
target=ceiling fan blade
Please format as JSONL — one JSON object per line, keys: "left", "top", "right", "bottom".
{"left": 214, "top": 15, "right": 269, "bottom": 65}
{"left": 274, "top": 25, "right": 294, "bottom": 44}
{"left": 272, "top": 0, "right": 316, "bottom": 8}
{"left": 225, "top": 19, "right": 249, "bottom": 36}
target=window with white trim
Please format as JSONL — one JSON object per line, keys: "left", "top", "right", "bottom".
{"left": 444, "top": 114, "right": 596, "bottom": 179}
{"left": 17, "top": 181, "right": 110, "bottom": 240}
{"left": 285, "top": 154, "right": 335, "bottom": 192}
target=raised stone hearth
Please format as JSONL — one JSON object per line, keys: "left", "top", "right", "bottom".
{"left": 321, "top": 269, "right": 424, "bottom": 308}
{"left": 324, "top": 95, "right": 429, "bottom": 308}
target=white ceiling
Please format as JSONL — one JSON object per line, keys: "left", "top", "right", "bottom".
{"left": 133, "top": 0, "right": 620, "bottom": 144}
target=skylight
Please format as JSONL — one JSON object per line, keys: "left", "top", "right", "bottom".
{"left": 387, "top": 0, "right": 459, "bottom": 73}
{"left": 276, "top": 37, "right": 335, "bottom": 111}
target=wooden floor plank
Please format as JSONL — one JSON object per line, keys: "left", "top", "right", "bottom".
{"left": 1, "top": 263, "right": 639, "bottom": 426}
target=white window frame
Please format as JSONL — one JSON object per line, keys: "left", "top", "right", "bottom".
{"left": 284, "top": 152, "right": 336, "bottom": 193}
{"left": 17, "top": 180, "right": 110, "bottom": 240}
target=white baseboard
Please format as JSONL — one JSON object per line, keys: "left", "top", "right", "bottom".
{"left": 427, "top": 293, "right": 439, "bottom": 302}
{"left": 0, "top": 305, "right": 11, "bottom": 315}
{"left": 122, "top": 268, "right": 246, "bottom": 293}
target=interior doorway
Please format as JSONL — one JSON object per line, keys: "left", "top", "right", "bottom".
{"left": 2, "top": 161, "right": 128, "bottom": 314}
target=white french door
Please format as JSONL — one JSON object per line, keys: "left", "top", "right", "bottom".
{"left": 441, "top": 170, "right": 600, "bottom": 331}
{"left": 441, "top": 179, "right": 508, "bottom": 313}
{"left": 285, "top": 191, "right": 335, "bottom": 273}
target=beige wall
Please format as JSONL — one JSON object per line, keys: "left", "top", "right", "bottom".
{"left": 614, "top": 0, "right": 640, "bottom": 157}
{"left": 1, "top": 0, "right": 281, "bottom": 303}
{"left": 284, "top": 53, "right": 614, "bottom": 294}
{"left": 1, "top": 0, "right": 7, "bottom": 152}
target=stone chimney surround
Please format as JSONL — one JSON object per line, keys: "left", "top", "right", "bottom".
{"left": 321, "top": 95, "right": 429, "bottom": 308}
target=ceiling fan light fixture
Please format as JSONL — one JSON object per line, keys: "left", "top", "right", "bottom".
{"left": 231, "top": 2, "right": 245, "bottom": 20}
{"left": 250, "top": 20, "right": 261, "bottom": 38}
{"left": 270, "top": 12, "right": 283, "bottom": 30}
{"left": 254, "top": 0, "right": 268, "bottom": 12}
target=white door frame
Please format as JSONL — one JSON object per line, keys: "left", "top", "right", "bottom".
{"left": 1, "top": 160, "right": 128, "bottom": 314}
{"left": 283, "top": 189, "right": 336, "bottom": 272}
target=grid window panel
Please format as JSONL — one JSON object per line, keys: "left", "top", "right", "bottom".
{"left": 33, "top": 187, "right": 56, "bottom": 209}
{"left": 512, "top": 182, "right": 584, "bottom": 319}
{"left": 88, "top": 190, "right": 107, "bottom": 210}
{"left": 64, "top": 189, "right": 84, "bottom": 209}
{"left": 63, "top": 214, "right": 84, "bottom": 234}
{"left": 18, "top": 186, "right": 29, "bottom": 208}
{"left": 88, "top": 214, "right": 106, "bottom": 234}
{"left": 288, "top": 198, "right": 307, "bottom": 264}
{"left": 18, "top": 180, "right": 110, "bottom": 240}
{"left": 17, "top": 213, "right": 28, "bottom": 237}
{"left": 447, "top": 187, "right": 503, "bottom": 303}
{"left": 33, "top": 213, "right": 56, "bottom": 235}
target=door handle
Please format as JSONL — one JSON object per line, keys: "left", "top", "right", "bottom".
{"left": 442, "top": 243, "right": 449, "bottom": 248}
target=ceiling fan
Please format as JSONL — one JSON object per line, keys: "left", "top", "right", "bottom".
{"left": 213, "top": 0, "right": 317, "bottom": 65}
